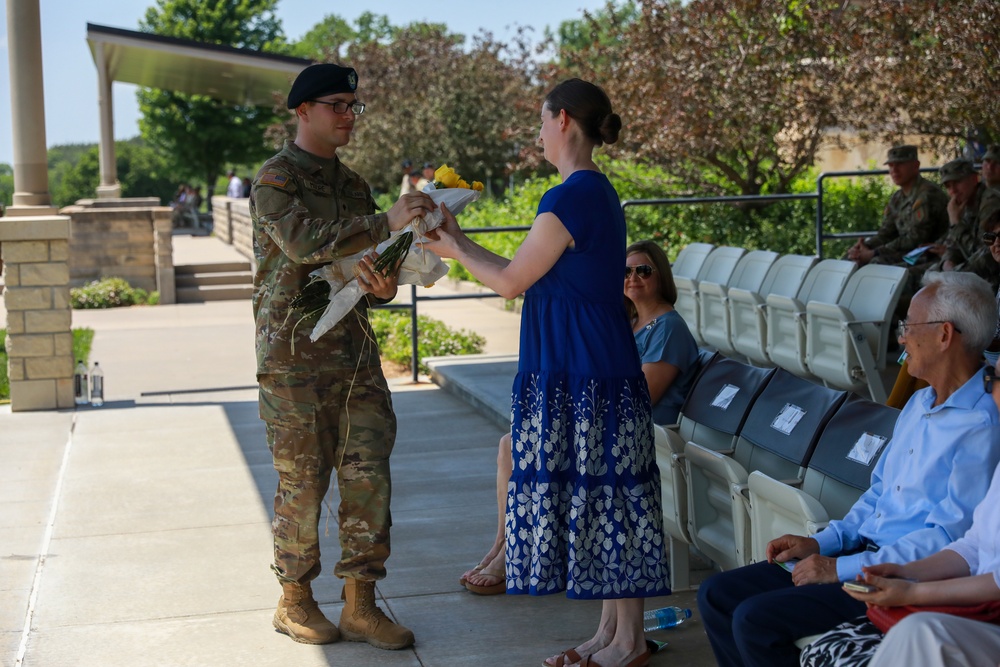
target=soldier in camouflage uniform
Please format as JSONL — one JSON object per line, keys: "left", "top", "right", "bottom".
{"left": 250, "top": 63, "right": 434, "bottom": 649}
{"left": 847, "top": 145, "right": 948, "bottom": 267}
{"left": 923, "top": 160, "right": 1000, "bottom": 289}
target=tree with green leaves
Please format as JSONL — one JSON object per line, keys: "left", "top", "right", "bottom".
{"left": 0, "top": 163, "right": 13, "bottom": 211}
{"left": 838, "top": 0, "right": 1000, "bottom": 155}
{"left": 270, "top": 16, "right": 542, "bottom": 195}
{"left": 561, "top": 0, "right": 853, "bottom": 198}
{"left": 137, "top": 0, "right": 288, "bottom": 199}
{"left": 49, "top": 140, "right": 177, "bottom": 208}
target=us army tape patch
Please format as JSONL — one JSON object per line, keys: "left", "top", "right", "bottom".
{"left": 260, "top": 172, "right": 290, "bottom": 188}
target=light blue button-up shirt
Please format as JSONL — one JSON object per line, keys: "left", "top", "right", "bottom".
{"left": 813, "top": 367, "right": 1000, "bottom": 581}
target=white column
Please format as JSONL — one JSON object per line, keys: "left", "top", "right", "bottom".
{"left": 3, "top": 0, "right": 75, "bottom": 411}
{"left": 93, "top": 41, "right": 122, "bottom": 199}
{"left": 6, "top": 0, "right": 55, "bottom": 212}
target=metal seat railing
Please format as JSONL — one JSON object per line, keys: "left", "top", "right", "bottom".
{"left": 385, "top": 167, "right": 945, "bottom": 380}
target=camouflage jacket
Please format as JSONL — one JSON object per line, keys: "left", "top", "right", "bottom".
{"left": 943, "top": 183, "right": 993, "bottom": 269}
{"left": 866, "top": 175, "right": 948, "bottom": 265}
{"left": 250, "top": 141, "right": 390, "bottom": 375}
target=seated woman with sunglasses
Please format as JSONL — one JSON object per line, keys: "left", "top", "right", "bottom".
{"left": 459, "top": 240, "right": 701, "bottom": 602}
{"left": 624, "top": 240, "right": 701, "bottom": 425}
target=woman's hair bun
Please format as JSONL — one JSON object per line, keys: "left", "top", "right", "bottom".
{"left": 599, "top": 113, "right": 622, "bottom": 145}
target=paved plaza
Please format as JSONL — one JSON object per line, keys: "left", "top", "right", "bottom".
{"left": 1, "top": 233, "right": 713, "bottom": 667}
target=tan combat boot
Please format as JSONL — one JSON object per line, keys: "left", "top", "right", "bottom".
{"left": 273, "top": 580, "right": 340, "bottom": 644}
{"left": 339, "top": 578, "right": 415, "bottom": 650}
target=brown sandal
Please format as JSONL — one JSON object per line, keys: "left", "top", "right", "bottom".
{"left": 464, "top": 565, "right": 506, "bottom": 595}
{"left": 543, "top": 648, "right": 582, "bottom": 667}
{"left": 458, "top": 565, "right": 482, "bottom": 587}
{"left": 577, "top": 649, "right": 650, "bottom": 667}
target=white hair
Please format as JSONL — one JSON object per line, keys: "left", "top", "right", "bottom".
{"left": 920, "top": 271, "right": 996, "bottom": 354}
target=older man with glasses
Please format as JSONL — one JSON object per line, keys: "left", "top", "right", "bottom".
{"left": 249, "top": 63, "right": 435, "bottom": 649}
{"left": 698, "top": 270, "right": 1000, "bottom": 667}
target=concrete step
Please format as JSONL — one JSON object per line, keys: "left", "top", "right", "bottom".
{"left": 175, "top": 284, "right": 254, "bottom": 303}
{"left": 175, "top": 261, "right": 250, "bottom": 275}
{"left": 175, "top": 271, "right": 253, "bottom": 288}
{"left": 174, "top": 260, "right": 253, "bottom": 303}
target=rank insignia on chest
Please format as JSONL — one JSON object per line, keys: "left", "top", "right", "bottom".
{"left": 260, "top": 172, "right": 289, "bottom": 188}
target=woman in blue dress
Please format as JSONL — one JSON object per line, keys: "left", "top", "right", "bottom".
{"left": 427, "top": 78, "right": 669, "bottom": 667}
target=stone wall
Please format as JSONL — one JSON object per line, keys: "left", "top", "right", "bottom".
{"left": 60, "top": 201, "right": 175, "bottom": 304}
{"left": 210, "top": 196, "right": 254, "bottom": 269}
{"left": 0, "top": 214, "right": 75, "bottom": 410}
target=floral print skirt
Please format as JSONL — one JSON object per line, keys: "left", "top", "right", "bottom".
{"left": 504, "top": 371, "right": 671, "bottom": 599}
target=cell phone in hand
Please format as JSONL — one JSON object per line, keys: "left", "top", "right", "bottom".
{"left": 843, "top": 581, "right": 878, "bottom": 594}
{"left": 775, "top": 558, "right": 800, "bottom": 573}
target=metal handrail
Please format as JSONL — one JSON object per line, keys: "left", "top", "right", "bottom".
{"left": 373, "top": 226, "right": 529, "bottom": 382}
{"left": 382, "top": 167, "right": 939, "bottom": 380}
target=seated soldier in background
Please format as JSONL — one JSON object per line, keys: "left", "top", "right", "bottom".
{"left": 921, "top": 159, "right": 1000, "bottom": 280}
{"left": 847, "top": 145, "right": 948, "bottom": 268}
{"left": 698, "top": 270, "right": 1000, "bottom": 667}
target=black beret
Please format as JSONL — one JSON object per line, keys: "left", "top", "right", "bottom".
{"left": 287, "top": 64, "right": 359, "bottom": 109}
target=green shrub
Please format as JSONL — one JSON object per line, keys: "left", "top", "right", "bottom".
{"left": 70, "top": 277, "right": 160, "bottom": 309}
{"left": 434, "top": 159, "right": 895, "bottom": 271}
{"left": 370, "top": 310, "right": 485, "bottom": 374}
{"left": 0, "top": 327, "right": 93, "bottom": 402}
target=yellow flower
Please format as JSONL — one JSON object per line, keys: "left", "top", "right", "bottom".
{"left": 457, "top": 178, "right": 470, "bottom": 189}
{"left": 434, "top": 165, "right": 461, "bottom": 188}
{"left": 472, "top": 181, "right": 484, "bottom": 192}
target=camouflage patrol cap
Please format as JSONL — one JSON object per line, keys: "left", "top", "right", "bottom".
{"left": 939, "top": 159, "right": 977, "bottom": 184}
{"left": 287, "top": 63, "right": 359, "bottom": 109}
{"left": 983, "top": 145, "right": 1000, "bottom": 163}
{"left": 884, "top": 145, "right": 918, "bottom": 164}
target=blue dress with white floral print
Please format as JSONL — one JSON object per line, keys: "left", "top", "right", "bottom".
{"left": 505, "top": 170, "right": 670, "bottom": 599}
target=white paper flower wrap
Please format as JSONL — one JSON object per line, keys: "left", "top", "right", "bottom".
{"left": 308, "top": 185, "right": 480, "bottom": 342}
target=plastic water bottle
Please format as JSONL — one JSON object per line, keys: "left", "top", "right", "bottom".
{"left": 643, "top": 606, "right": 691, "bottom": 632}
{"left": 74, "top": 360, "right": 89, "bottom": 405}
{"left": 90, "top": 362, "right": 104, "bottom": 407}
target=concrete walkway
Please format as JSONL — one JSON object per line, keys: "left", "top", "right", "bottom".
{"left": 1, "top": 233, "right": 712, "bottom": 667}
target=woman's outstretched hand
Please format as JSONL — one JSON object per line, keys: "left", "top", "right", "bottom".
{"left": 422, "top": 203, "right": 464, "bottom": 259}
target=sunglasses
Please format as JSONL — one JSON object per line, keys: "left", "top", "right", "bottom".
{"left": 625, "top": 264, "right": 655, "bottom": 279}
{"left": 983, "top": 231, "right": 1000, "bottom": 246}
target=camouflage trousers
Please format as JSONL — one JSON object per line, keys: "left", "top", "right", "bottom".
{"left": 258, "top": 368, "right": 397, "bottom": 584}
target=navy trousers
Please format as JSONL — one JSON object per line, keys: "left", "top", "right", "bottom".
{"left": 697, "top": 561, "right": 867, "bottom": 667}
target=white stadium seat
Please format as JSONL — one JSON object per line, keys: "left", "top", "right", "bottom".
{"left": 805, "top": 264, "right": 907, "bottom": 402}
{"left": 729, "top": 254, "right": 818, "bottom": 366}
{"left": 699, "top": 250, "right": 779, "bottom": 357}
{"left": 655, "top": 352, "right": 774, "bottom": 588}
{"left": 748, "top": 394, "right": 898, "bottom": 563}
{"left": 765, "top": 259, "right": 856, "bottom": 378}
{"left": 674, "top": 246, "right": 746, "bottom": 346}
{"left": 685, "top": 369, "right": 845, "bottom": 570}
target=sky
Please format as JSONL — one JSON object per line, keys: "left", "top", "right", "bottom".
{"left": 0, "top": 0, "right": 611, "bottom": 166}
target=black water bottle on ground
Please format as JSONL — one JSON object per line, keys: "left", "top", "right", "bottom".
{"left": 90, "top": 362, "right": 104, "bottom": 407}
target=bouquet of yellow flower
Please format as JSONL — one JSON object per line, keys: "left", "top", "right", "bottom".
{"left": 307, "top": 165, "right": 482, "bottom": 342}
